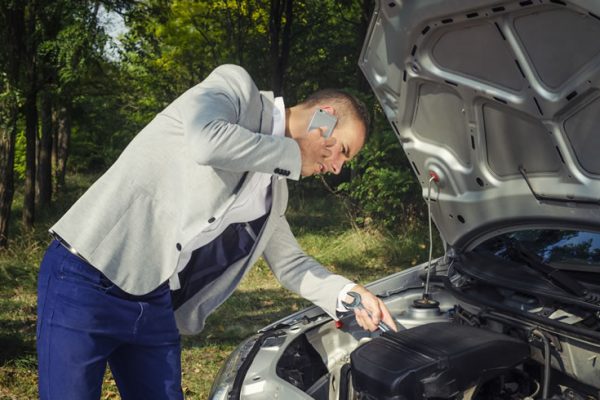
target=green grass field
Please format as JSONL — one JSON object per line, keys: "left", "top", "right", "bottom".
{"left": 0, "top": 176, "right": 433, "bottom": 399}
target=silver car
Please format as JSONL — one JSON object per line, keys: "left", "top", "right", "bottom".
{"left": 210, "top": 0, "right": 600, "bottom": 398}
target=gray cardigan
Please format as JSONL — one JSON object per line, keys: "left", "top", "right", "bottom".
{"left": 51, "top": 64, "right": 352, "bottom": 334}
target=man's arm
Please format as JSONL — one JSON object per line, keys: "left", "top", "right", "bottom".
{"left": 178, "top": 64, "right": 333, "bottom": 179}
{"left": 263, "top": 215, "right": 397, "bottom": 331}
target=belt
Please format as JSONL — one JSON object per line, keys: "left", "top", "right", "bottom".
{"left": 49, "top": 230, "right": 90, "bottom": 264}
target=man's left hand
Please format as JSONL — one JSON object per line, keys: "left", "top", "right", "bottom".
{"left": 345, "top": 284, "right": 398, "bottom": 332}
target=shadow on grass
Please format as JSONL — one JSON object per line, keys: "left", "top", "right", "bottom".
{"left": 0, "top": 263, "right": 38, "bottom": 295}
{"left": 0, "top": 332, "right": 35, "bottom": 365}
{"left": 0, "top": 263, "right": 38, "bottom": 367}
{"left": 285, "top": 183, "right": 351, "bottom": 235}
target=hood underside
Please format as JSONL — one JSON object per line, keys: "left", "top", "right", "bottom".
{"left": 359, "top": 0, "right": 600, "bottom": 249}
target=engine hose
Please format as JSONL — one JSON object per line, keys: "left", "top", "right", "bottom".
{"left": 531, "top": 329, "right": 551, "bottom": 399}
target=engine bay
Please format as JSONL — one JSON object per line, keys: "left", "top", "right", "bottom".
{"left": 270, "top": 259, "right": 600, "bottom": 400}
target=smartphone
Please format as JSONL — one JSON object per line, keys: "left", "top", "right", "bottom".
{"left": 307, "top": 109, "right": 337, "bottom": 138}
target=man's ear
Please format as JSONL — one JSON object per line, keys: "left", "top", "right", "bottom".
{"left": 319, "top": 105, "right": 336, "bottom": 116}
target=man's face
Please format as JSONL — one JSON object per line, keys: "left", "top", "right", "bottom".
{"left": 318, "top": 117, "right": 366, "bottom": 175}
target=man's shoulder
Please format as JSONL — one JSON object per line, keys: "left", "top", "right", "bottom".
{"left": 213, "top": 64, "right": 250, "bottom": 77}
{"left": 209, "top": 64, "right": 254, "bottom": 87}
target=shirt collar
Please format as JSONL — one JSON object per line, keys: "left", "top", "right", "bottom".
{"left": 272, "top": 97, "right": 285, "bottom": 138}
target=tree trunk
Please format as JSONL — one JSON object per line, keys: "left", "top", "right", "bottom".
{"left": 357, "top": 0, "right": 374, "bottom": 92}
{"left": 23, "top": 83, "right": 37, "bottom": 228}
{"left": 38, "top": 90, "right": 53, "bottom": 207}
{"left": 0, "top": 90, "right": 18, "bottom": 248}
{"left": 55, "top": 102, "right": 71, "bottom": 190}
{"left": 51, "top": 106, "right": 58, "bottom": 191}
{"left": 0, "top": 2, "right": 26, "bottom": 246}
{"left": 22, "top": 0, "right": 38, "bottom": 229}
{"left": 269, "top": 0, "right": 293, "bottom": 96}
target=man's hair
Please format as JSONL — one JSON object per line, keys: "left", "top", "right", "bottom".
{"left": 302, "top": 89, "right": 371, "bottom": 138}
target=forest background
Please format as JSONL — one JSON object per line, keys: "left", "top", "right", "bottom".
{"left": 0, "top": 0, "right": 433, "bottom": 398}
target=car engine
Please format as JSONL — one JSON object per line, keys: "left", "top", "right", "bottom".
{"left": 272, "top": 267, "right": 600, "bottom": 400}
{"left": 350, "top": 322, "right": 530, "bottom": 399}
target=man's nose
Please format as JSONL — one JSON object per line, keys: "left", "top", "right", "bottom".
{"left": 330, "top": 154, "right": 344, "bottom": 175}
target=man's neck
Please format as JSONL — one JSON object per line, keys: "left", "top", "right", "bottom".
{"left": 285, "top": 105, "right": 310, "bottom": 140}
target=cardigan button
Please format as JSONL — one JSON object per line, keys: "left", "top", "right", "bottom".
{"left": 176, "top": 243, "right": 182, "bottom": 251}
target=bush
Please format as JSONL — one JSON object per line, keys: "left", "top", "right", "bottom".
{"left": 336, "top": 113, "right": 425, "bottom": 234}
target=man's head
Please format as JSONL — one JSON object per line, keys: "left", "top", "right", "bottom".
{"left": 286, "top": 89, "right": 370, "bottom": 175}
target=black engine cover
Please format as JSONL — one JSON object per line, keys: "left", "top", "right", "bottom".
{"left": 350, "top": 322, "right": 529, "bottom": 399}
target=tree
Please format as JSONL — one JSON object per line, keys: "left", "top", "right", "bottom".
{"left": 0, "top": 1, "right": 25, "bottom": 246}
{"left": 0, "top": 0, "right": 134, "bottom": 242}
{"left": 49, "top": 1, "right": 106, "bottom": 188}
{"left": 0, "top": 0, "right": 417, "bottom": 245}
{"left": 22, "top": 0, "right": 38, "bottom": 228}
{"left": 269, "top": 0, "right": 293, "bottom": 96}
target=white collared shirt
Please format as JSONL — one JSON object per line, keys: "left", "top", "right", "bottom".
{"left": 170, "top": 97, "right": 354, "bottom": 312}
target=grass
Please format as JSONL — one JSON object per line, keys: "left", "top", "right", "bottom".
{"left": 0, "top": 175, "right": 435, "bottom": 399}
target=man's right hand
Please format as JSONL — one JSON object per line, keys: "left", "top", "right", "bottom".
{"left": 295, "top": 128, "right": 337, "bottom": 177}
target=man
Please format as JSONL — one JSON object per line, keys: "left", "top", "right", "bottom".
{"left": 36, "top": 64, "right": 396, "bottom": 399}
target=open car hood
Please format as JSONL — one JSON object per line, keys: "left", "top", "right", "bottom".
{"left": 359, "top": 0, "right": 600, "bottom": 250}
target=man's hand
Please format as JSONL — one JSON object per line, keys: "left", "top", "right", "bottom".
{"left": 295, "top": 127, "right": 337, "bottom": 176}
{"left": 345, "top": 284, "right": 398, "bottom": 332}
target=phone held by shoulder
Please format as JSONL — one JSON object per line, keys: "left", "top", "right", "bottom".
{"left": 307, "top": 109, "right": 337, "bottom": 138}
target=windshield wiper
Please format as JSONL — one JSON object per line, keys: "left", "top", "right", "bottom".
{"left": 505, "top": 242, "right": 589, "bottom": 299}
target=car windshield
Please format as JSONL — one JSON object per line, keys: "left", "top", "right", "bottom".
{"left": 477, "top": 230, "right": 600, "bottom": 270}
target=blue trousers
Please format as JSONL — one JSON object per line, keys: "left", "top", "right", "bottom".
{"left": 37, "top": 240, "right": 184, "bottom": 400}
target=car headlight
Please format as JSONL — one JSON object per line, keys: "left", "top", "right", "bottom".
{"left": 208, "top": 333, "right": 261, "bottom": 400}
